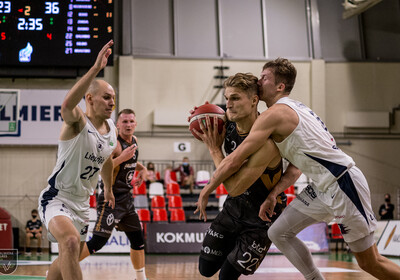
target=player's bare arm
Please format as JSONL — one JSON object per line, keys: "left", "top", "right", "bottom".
{"left": 101, "top": 155, "right": 115, "bottom": 209}
{"left": 225, "top": 138, "right": 281, "bottom": 197}
{"left": 60, "top": 40, "right": 114, "bottom": 140}
{"left": 259, "top": 163, "right": 302, "bottom": 222}
{"left": 193, "top": 115, "right": 226, "bottom": 221}
{"left": 134, "top": 161, "right": 148, "bottom": 186}
{"left": 203, "top": 107, "right": 280, "bottom": 195}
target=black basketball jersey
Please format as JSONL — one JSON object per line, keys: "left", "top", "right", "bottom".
{"left": 224, "top": 120, "right": 284, "bottom": 207}
{"left": 111, "top": 135, "right": 139, "bottom": 195}
{"left": 26, "top": 219, "right": 42, "bottom": 230}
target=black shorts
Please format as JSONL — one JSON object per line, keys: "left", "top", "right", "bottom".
{"left": 200, "top": 197, "right": 274, "bottom": 275}
{"left": 92, "top": 193, "right": 141, "bottom": 237}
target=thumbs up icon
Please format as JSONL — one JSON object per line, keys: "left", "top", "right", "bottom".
{"left": 19, "top": 42, "right": 33, "bottom": 63}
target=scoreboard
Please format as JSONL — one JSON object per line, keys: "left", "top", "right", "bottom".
{"left": 0, "top": 0, "right": 113, "bottom": 67}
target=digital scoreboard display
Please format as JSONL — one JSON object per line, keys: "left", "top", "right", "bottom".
{"left": 0, "top": 0, "right": 113, "bottom": 67}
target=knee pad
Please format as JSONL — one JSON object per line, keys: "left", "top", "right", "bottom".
{"left": 198, "top": 257, "right": 222, "bottom": 277}
{"left": 86, "top": 234, "right": 109, "bottom": 254}
{"left": 125, "top": 230, "right": 145, "bottom": 250}
{"left": 219, "top": 260, "right": 241, "bottom": 280}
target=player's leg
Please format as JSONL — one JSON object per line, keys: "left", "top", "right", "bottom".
{"left": 198, "top": 212, "right": 235, "bottom": 277}
{"left": 48, "top": 215, "right": 82, "bottom": 280}
{"left": 125, "top": 230, "right": 147, "bottom": 280}
{"left": 339, "top": 167, "right": 400, "bottom": 279}
{"left": 36, "top": 232, "right": 42, "bottom": 254}
{"left": 268, "top": 203, "right": 326, "bottom": 280}
{"left": 80, "top": 234, "right": 109, "bottom": 260}
{"left": 218, "top": 260, "right": 242, "bottom": 280}
{"left": 351, "top": 241, "right": 400, "bottom": 279}
{"left": 25, "top": 232, "right": 33, "bottom": 255}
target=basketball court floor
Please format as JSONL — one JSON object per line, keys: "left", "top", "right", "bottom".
{"left": 3, "top": 251, "right": 399, "bottom": 279}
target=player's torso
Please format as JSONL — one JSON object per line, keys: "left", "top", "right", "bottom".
{"left": 274, "top": 97, "right": 354, "bottom": 192}
{"left": 224, "top": 121, "right": 283, "bottom": 207}
{"left": 47, "top": 117, "right": 117, "bottom": 201}
{"left": 112, "top": 136, "right": 139, "bottom": 195}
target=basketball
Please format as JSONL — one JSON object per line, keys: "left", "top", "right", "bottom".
{"left": 189, "top": 104, "right": 226, "bottom": 140}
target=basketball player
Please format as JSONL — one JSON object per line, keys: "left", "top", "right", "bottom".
{"left": 193, "top": 73, "right": 288, "bottom": 279}
{"left": 79, "top": 109, "right": 148, "bottom": 280}
{"left": 201, "top": 58, "right": 400, "bottom": 280}
{"left": 38, "top": 40, "right": 117, "bottom": 280}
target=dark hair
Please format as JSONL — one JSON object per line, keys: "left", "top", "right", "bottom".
{"left": 31, "top": 209, "right": 38, "bottom": 214}
{"left": 224, "top": 73, "right": 258, "bottom": 98}
{"left": 263, "top": 57, "right": 297, "bottom": 93}
{"left": 117, "top": 109, "right": 135, "bottom": 119}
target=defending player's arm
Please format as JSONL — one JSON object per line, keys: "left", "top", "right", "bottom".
{"left": 224, "top": 138, "right": 281, "bottom": 197}
{"left": 101, "top": 153, "right": 115, "bottom": 209}
{"left": 259, "top": 163, "right": 301, "bottom": 222}
{"left": 203, "top": 107, "right": 283, "bottom": 195}
{"left": 60, "top": 40, "right": 114, "bottom": 140}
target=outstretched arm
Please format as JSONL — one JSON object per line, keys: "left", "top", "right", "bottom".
{"left": 60, "top": 40, "right": 114, "bottom": 137}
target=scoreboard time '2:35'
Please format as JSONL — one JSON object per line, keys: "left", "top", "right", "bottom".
{"left": 0, "top": 0, "right": 113, "bottom": 67}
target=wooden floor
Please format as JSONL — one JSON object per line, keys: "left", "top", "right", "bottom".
{"left": 5, "top": 251, "right": 400, "bottom": 279}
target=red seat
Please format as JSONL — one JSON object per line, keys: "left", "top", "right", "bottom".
{"left": 170, "top": 208, "right": 186, "bottom": 223}
{"left": 133, "top": 181, "right": 147, "bottom": 196}
{"left": 331, "top": 223, "right": 343, "bottom": 239}
{"left": 284, "top": 185, "right": 295, "bottom": 195}
{"left": 152, "top": 208, "right": 168, "bottom": 222}
{"left": 89, "top": 195, "right": 97, "bottom": 208}
{"left": 170, "top": 171, "right": 178, "bottom": 182}
{"left": 156, "top": 171, "right": 161, "bottom": 181}
{"left": 286, "top": 194, "right": 296, "bottom": 205}
{"left": 137, "top": 209, "right": 151, "bottom": 222}
{"left": 330, "top": 223, "right": 345, "bottom": 251}
{"left": 215, "top": 184, "right": 228, "bottom": 198}
{"left": 151, "top": 196, "right": 166, "bottom": 209}
{"left": 166, "top": 182, "right": 180, "bottom": 196}
{"left": 168, "top": 196, "right": 183, "bottom": 209}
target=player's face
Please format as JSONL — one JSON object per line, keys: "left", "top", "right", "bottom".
{"left": 224, "top": 87, "right": 257, "bottom": 122}
{"left": 91, "top": 82, "right": 115, "bottom": 119}
{"left": 258, "top": 68, "right": 279, "bottom": 105}
{"left": 117, "top": 113, "right": 137, "bottom": 137}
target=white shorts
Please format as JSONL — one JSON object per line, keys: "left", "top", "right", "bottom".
{"left": 291, "top": 166, "right": 377, "bottom": 243}
{"left": 38, "top": 186, "right": 90, "bottom": 242}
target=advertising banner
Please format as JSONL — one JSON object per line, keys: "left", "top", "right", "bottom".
{"left": 146, "top": 223, "right": 211, "bottom": 253}
{"left": 377, "top": 220, "right": 400, "bottom": 256}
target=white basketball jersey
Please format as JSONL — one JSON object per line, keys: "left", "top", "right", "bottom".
{"left": 274, "top": 97, "right": 354, "bottom": 192}
{"left": 46, "top": 116, "right": 117, "bottom": 201}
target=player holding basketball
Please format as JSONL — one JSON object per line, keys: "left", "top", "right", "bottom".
{"left": 38, "top": 40, "right": 117, "bottom": 280}
{"left": 79, "top": 108, "right": 148, "bottom": 280}
{"left": 193, "top": 73, "right": 288, "bottom": 279}
{"left": 202, "top": 58, "right": 400, "bottom": 279}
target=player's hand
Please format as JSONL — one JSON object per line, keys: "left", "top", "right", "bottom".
{"left": 120, "top": 143, "right": 137, "bottom": 162}
{"left": 134, "top": 169, "right": 146, "bottom": 187}
{"left": 104, "top": 188, "right": 115, "bottom": 209}
{"left": 259, "top": 193, "right": 277, "bottom": 222}
{"left": 193, "top": 115, "right": 225, "bottom": 151}
{"left": 194, "top": 190, "right": 209, "bottom": 222}
{"left": 94, "top": 40, "right": 113, "bottom": 71}
{"left": 187, "top": 101, "right": 210, "bottom": 122}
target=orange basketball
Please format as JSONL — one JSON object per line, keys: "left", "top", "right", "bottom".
{"left": 189, "top": 104, "right": 226, "bottom": 140}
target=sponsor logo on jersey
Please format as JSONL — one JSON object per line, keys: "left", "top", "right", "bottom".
{"left": 304, "top": 185, "right": 317, "bottom": 200}
{"left": 84, "top": 152, "right": 105, "bottom": 165}
{"left": 106, "top": 213, "right": 114, "bottom": 226}
{"left": 250, "top": 241, "right": 267, "bottom": 255}
{"left": 202, "top": 246, "right": 223, "bottom": 256}
{"left": 206, "top": 228, "right": 224, "bottom": 239}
